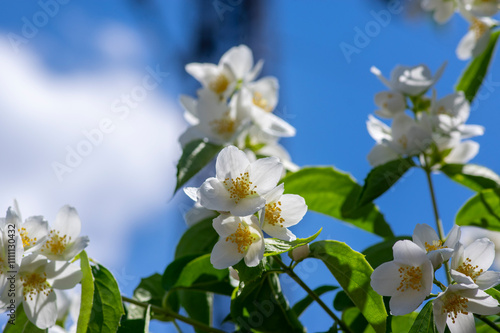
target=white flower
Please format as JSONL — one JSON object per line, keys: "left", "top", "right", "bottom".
{"left": 291, "top": 244, "right": 310, "bottom": 262}
{"left": 412, "top": 223, "right": 460, "bottom": 269}
{"left": 460, "top": 227, "right": 500, "bottom": 269}
{"left": 178, "top": 89, "right": 251, "bottom": 146}
{"left": 374, "top": 91, "right": 406, "bottom": 118}
{"left": 185, "top": 44, "right": 262, "bottom": 99}
{"left": 9, "top": 201, "right": 50, "bottom": 254}
{"left": 0, "top": 254, "right": 82, "bottom": 329}
{"left": 462, "top": 0, "right": 500, "bottom": 17}
{"left": 198, "top": 145, "right": 283, "bottom": 216}
{"left": 421, "top": 0, "right": 456, "bottom": 23}
{"left": 433, "top": 283, "right": 499, "bottom": 333}
{"left": 260, "top": 184, "right": 307, "bottom": 241}
{"left": 37, "top": 206, "right": 89, "bottom": 261}
{"left": 451, "top": 238, "right": 500, "bottom": 289}
{"left": 211, "top": 214, "right": 264, "bottom": 269}
{"left": 371, "top": 63, "right": 446, "bottom": 96}
{"left": 370, "top": 240, "right": 434, "bottom": 315}
{"left": 0, "top": 208, "right": 24, "bottom": 295}
{"left": 184, "top": 202, "right": 216, "bottom": 227}
{"left": 456, "top": 16, "right": 497, "bottom": 60}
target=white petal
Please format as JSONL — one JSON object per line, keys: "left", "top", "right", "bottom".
{"left": 278, "top": 194, "right": 308, "bottom": 227}
{"left": 24, "top": 288, "right": 57, "bottom": 329}
{"left": 263, "top": 183, "right": 285, "bottom": 203}
{"left": 183, "top": 187, "right": 199, "bottom": 202}
{"left": 179, "top": 95, "right": 199, "bottom": 125}
{"left": 374, "top": 91, "right": 406, "bottom": 118}
{"left": 450, "top": 269, "right": 475, "bottom": 285}
{"left": 412, "top": 223, "right": 439, "bottom": 250}
{"left": 390, "top": 287, "right": 426, "bottom": 315}
{"left": 198, "top": 177, "right": 233, "bottom": 212}
{"left": 393, "top": 240, "right": 428, "bottom": 266}
{"left": 475, "top": 271, "right": 500, "bottom": 290}
{"left": 367, "top": 144, "right": 398, "bottom": 167}
{"left": 263, "top": 221, "right": 296, "bottom": 241}
{"left": 370, "top": 261, "right": 400, "bottom": 295}
{"left": 249, "top": 157, "right": 283, "bottom": 194}
{"left": 366, "top": 115, "right": 392, "bottom": 142}
{"left": 433, "top": 297, "right": 448, "bottom": 333}
{"left": 220, "top": 45, "right": 253, "bottom": 80}
{"left": 444, "top": 141, "right": 479, "bottom": 164}
{"left": 459, "top": 124, "right": 485, "bottom": 139}
{"left": 54, "top": 206, "right": 81, "bottom": 240}
{"left": 185, "top": 204, "right": 215, "bottom": 227}
{"left": 216, "top": 145, "right": 250, "bottom": 181}
{"left": 467, "top": 290, "right": 500, "bottom": 315}
{"left": 212, "top": 214, "right": 239, "bottom": 237}
{"left": 210, "top": 238, "right": 243, "bottom": 269}
{"left": 447, "top": 312, "right": 475, "bottom": 333}
{"left": 370, "top": 66, "right": 393, "bottom": 90}
{"left": 252, "top": 109, "right": 296, "bottom": 137}
{"left": 244, "top": 227, "right": 264, "bottom": 267}
{"left": 444, "top": 225, "right": 461, "bottom": 249}
{"left": 230, "top": 196, "right": 266, "bottom": 216}
{"left": 456, "top": 30, "right": 477, "bottom": 60}
{"left": 178, "top": 126, "right": 203, "bottom": 147}
{"left": 47, "top": 261, "right": 82, "bottom": 289}
{"left": 61, "top": 236, "right": 90, "bottom": 261}
{"left": 185, "top": 63, "right": 219, "bottom": 87}
{"left": 22, "top": 216, "right": 50, "bottom": 252}
{"left": 465, "top": 238, "right": 495, "bottom": 272}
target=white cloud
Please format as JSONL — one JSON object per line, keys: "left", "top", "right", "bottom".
{"left": 0, "top": 35, "right": 186, "bottom": 266}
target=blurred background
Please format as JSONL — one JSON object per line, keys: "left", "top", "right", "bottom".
{"left": 0, "top": 0, "right": 499, "bottom": 331}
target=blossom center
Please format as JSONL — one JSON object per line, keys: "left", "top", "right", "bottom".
{"left": 253, "top": 92, "right": 272, "bottom": 112}
{"left": 21, "top": 272, "right": 51, "bottom": 301}
{"left": 225, "top": 223, "right": 257, "bottom": 254}
{"left": 398, "top": 135, "right": 408, "bottom": 149}
{"left": 442, "top": 294, "right": 469, "bottom": 324}
{"left": 223, "top": 172, "right": 257, "bottom": 203}
{"left": 265, "top": 201, "right": 284, "bottom": 227}
{"left": 456, "top": 257, "right": 483, "bottom": 282}
{"left": 424, "top": 240, "right": 445, "bottom": 252}
{"left": 210, "top": 111, "right": 236, "bottom": 137}
{"left": 209, "top": 74, "right": 230, "bottom": 94}
{"left": 397, "top": 265, "right": 423, "bottom": 292}
{"left": 471, "top": 18, "right": 488, "bottom": 40}
{"left": 42, "top": 230, "right": 71, "bottom": 255}
{"left": 18, "top": 227, "right": 37, "bottom": 248}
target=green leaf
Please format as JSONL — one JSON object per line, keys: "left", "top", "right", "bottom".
{"left": 87, "top": 264, "right": 125, "bottom": 333}
{"left": 342, "top": 307, "right": 375, "bottom": 333}
{"left": 292, "top": 285, "right": 338, "bottom": 317}
{"left": 264, "top": 229, "right": 321, "bottom": 256}
{"left": 118, "top": 305, "right": 150, "bottom": 333}
{"left": 440, "top": 164, "right": 500, "bottom": 192}
{"left": 175, "top": 216, "right": 218, "bottom": 259}
{"left": 76, "top": 250, "right": 94, "bottom": 333}
{"left": 408, "top": 301, "right": 437, "bottom": 333}
{"left": 231, "top": 273, "right": 305, "bottom": 332}
{"left": 456, "top": 188, "right": 500, "bottom": 231}
{"left": 129, "top": 273, "right": 170, "bottom": 321}
{"left": 178, "top": 290, "right": 212, "bottom": 333}
{"left": 358, "top": 158, "right": 415, "bottom": 206}
{"left": 4, "top": 303, "right": 47, "bottom": 333}
{"left": 175, "top": 139, "right": 223, "bottom": 192}
{"left": 455, "top": 30, "right": 500, "bottom": 103}
{"left": 282, "top": 167, "right": 394, "bottom": 239}
{"left": 310, "top": 240, "right": 387, "bottom": 333}
{"left": 333, "top": 290, "right": 355, "bottom": 311}
{"left": 486, "top": 287, "right": 500, "bottom": 304}
{"left": 391, "top": 312, "right": 418, "bottom": 333}
{"left": 362, "top": 236, "right": 411, "bottom": 269}
{"left": 232, "top": 257, "right": 266, "bottom": 283}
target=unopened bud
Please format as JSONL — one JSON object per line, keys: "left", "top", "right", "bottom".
{"left": 291, "top": 244, "right": 310, "bottom": 262}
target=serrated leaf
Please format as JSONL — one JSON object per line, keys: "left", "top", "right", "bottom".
{"left": 358, "top": 158, "right": 415, "bottom": 206}
{"left": 455, "top": 30, "right": 500, "bottom": 103}
{"left": 441, "top": 164, "right": 500, "bottom": 192}
{"left": 362, "top": 236, "right": 411, "bottom": 269}
{"left": 4, "top": 303, "right": 46, "bottom": 333}
{"left": 175, "top": 217, "right": 218, "bottom": 259}
{"left": 87, "top": 264, "right": 125, "bottom": 333}
{"left": 310, "top": 240, "right": 387, "bottom": 333}
{"left": 175, "top": 139, "right": 223, "bottom": 192}
{"left": 76, "top": 250, "right": 94, "bottom": 333}
{"left": 456, "top": 188, "right": 500, "bottom": 231}
{"left": 281, "top": 167, "right": 393, "bottom": 239}
{"left": 264, "top": 229, "right": 321, "bottom": 256}
{"left": 231, "top": 273, "right": 305, "bottom": 332}
{"left": 408, "top": 301, "right": 436, "bottom": 333}
{"left": 292, "top": 285, "right": 338, "bottom": 317}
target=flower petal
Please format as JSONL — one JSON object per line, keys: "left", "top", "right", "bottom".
{"left": 393, "top": 240, "right": 427, "bottom": 266}
{"left": 198, "top": 177, "right": 233, "bottom": 212}
{"left": 210, "top": 238, "right": 243, "bottom": 269}
{"left": 447, "top": 312, "right": 475, "bottom": 333}
{"left": 24, "top": 288, "right": 57, "bottom": 329}
{"left": 47, "top": 261, "right": 83, "bottom": 289}
{"left": 278, "top": 194, "right": 307, "bottom": 227}
{"left": 249, "top": 157, "right": 283, "bottom": 194}
{"left": 54, "top": 206, "right": 81, "bottom": 240}
{"left": 216, "top": 146, "right": 250, "bottom": 181}
{"left": 465, "top": 238, "right": 495, "bottom": 272}
{"left": 370, "top": 261, "right": 400, "bottom": 295}
{"left": 475, "top": 271, "right": 500, "bottom": 290}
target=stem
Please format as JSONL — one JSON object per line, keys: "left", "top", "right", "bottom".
{"left": 122, "top": 296, "right": 226, "bottom": 333}
{"left": 173, "top": 321, "right": 182, "bottom": 333}
{"left": 274, "top": 257, "right": 353, "bottom": 333}
{"left": 476, "top": 315, "right": 500, "bottom": 332}
{"left": 424, "top": 166, "right": 452, "bottom": 285}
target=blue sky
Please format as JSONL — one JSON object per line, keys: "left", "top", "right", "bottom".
{"left": 0, "top": 1, "right": 499, "bottom": 332}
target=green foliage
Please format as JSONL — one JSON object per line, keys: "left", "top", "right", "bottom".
{"left": 231, "top": 273, "right": 305, "bottom": 332}
{"left": 310, "top": 240, "right": 387, "bottom": 333}
{"left": 333, "top": 290, "right": 355, "bottom": 312}
{"left": 440, "top": 164, "right": 500, "bottom": 192}
{"left": 86, "top": 264, "right": 125, "bottom": 333}
{"left": 408, "top": 302, "right": 437, "bottom": 333}
{"left": 455, "top": 30, "right": 500, "bottom": 102}
{"left": 175, "top": 216, "right": 218, "bottom": 259}
{"left": 456, "top": 188, "right": 500, "bottom": 231}
{"left": 282, "top": 167, "right": 394, "bottom": 239}
{"left": 118, "top": 305, "right": 150, "bottom": 333}
{"left": 129, "top": 273, "right": 171, "bottom": 321}
{"left": 342, "top": 307, "right": 375, "bottom": 333}
{"left": 4, "top": 304, "right": 46, "bottom": 333}
{"left": 391, "top": 312, "right": 418, "bottom": 333}
{"left": 358, "top": 158, "right": 415, "bottom": 206}
{"left": 76, "top": 250, "right": 94, "bottom": 333}
{"left": 362, "top": 236, "right": 411, "bottom": 269}
{"left": 292, "top": 285, "right": 338, "bottom": 317}
{"left": 178, "top": 291, "right": 212, "bottom": 333}
{"left": 175, "top": 139, "right": 223, "bottom": 192}
{"left": 264, "top": 229, "right": 321, "bottom": 256}
{"left": 233, "top": 257, "right": 267, "bottom": 283}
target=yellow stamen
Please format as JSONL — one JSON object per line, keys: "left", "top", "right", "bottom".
{"left": 21, "top": 272, "right": 51, "bottom": 301}
{"left": 456, "top": 257, "right": 483, "bottom": 282}
{"left": 222, "top": 172, "right": 257, "bottom": 204}
{"left": 209, "top": 74, "right": 230, "bottom": 94}
{"left": 225, "top": 223, "right": 257, "bottom": 254}
{"left": 41, "top": 229, "right": 71, "bottom": 255}
{"left": 397, "top": 265, "right": 423, "bottom": 292}
{"left": 425, "top": 240, "right": 445, "bottom": 252}
{"left": 18, "top": 227, "right": 37, "bottom": 248}
{"left": 398, "top": 135, "right": 408, "bottom": 149}
{"left": 265, "top": 201, "right": 285, "bottom": 227}
{"left": 442, "top": 293, "right": 468, "bottom": 324}
{"left": 210, "top": 111, "right": 236, "bottom": 137}
{"left": 253, "top": 92, "right": 272, "bottom": 112}
{"left": 471, "top": 18, "right": 488, "bottom": 40}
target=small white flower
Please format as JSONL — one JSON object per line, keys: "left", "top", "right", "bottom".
{"left": 9, "top": 201, "right": 50, "bottom": 254}
{"left": 433, "top": 283, "right": 499, "bottom": 333}
{"left": 462, "top": 0, "right": 500, "bottom": 17}
{"left": 37, "top": 206, "right": 89, "bottom": 261}
{"left": 374, "top": 91, "right": 406, "bottom": 118}
{"left": 198, "top": 145, "right": 283, "bottom": 216}
{"left": 460, "top": 226, "right": 500, "bottom": 269}
{"left": 451, "top": 238, "right": 500, "bottom": 289}
{"left": 291, "top": 244, "right": 310, "bottom": 262}
{"left": 456, "top": 16, "right": 497, "bottom": 60}
{"left": 421, "top": 0, "right": 456, "bottom": 23}
{"left": 260, "top": 184, "right": 307, "bottom": 241}
{"left": 211, "top": 214, "right": 264, "bottom": 269}
{"left": 412, "top": 223, "right": 460, "bottom": 269}
{"left": 371, "top": 63, "right": 446, "bottom": 96}
{"left": 370, "top": 240, "right": 434, "bottom": 315}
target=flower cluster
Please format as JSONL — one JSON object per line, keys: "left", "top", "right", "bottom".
{"left": 180, "top": 44, "right": 298, "bottom": 172}
{"left": 421, "top": 0, "right": 499, "bottom": 59}
{"left": 371, "top": 223, "right": 500, "bottom": 333}
{"left": 0, "top": 202, "right": 89, "bottom": 329}
{"left": 184, "top": 145, "right": 307, "bottom": 269}
{"left": 367, "top": 63, "right": 484, "bottom": 168}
